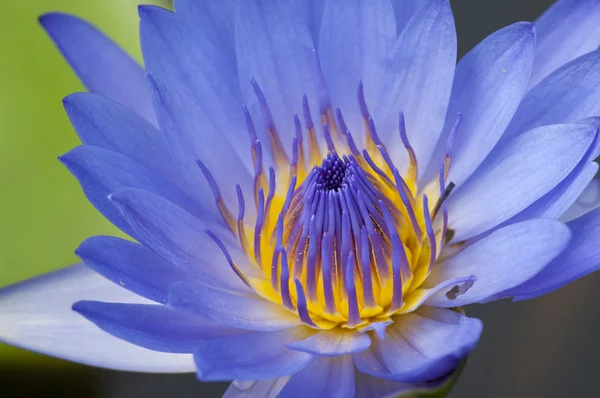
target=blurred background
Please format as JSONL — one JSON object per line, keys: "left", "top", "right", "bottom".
{"left": 1, "top": 0, "right": 599, "bottom": 397}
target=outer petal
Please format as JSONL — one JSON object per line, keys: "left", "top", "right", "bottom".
{"left": 391, "top": 0, "right": 428, "bottom": 33}
{"left": 531, "top": 0, "right": 600, "bottom": 88}
{"left": 379, "top": 0, "right": 456, "bottom": 174}
{"left": 73, "top": 301, "right": 236, "bottom": 353}
{"left": 168, "top": 282, "right": 301, "bottom": 331}
{"left": 286, "top": 328, "right": 371, "bottom": 356}
{"left": 76, "top": 236, "right": 200, "bottom": 304}
{"left": 425, "top": 22, "right": 536, "bottom": 186}
{"left": 318, "top": 0, "right": 397, "bottom": 136}
{"left": 353, "top": 307, "right": 482, "bottom": 383}
{"left": 235, "top": 0, "right": 330, "bottom": 150}
{"left": 354, "top": 367, "right": 463, "bottom": 398}
{"left": 447, "top": 123, "right": 595, "bottom": 241}
{"left": 277, "top": 356, "right": 355, "bottom": 398}
{"left": 39, "top": 13, "right": 155, "bottom": 124}
{"left": 173, "top": 0, "right": 237, "bottom": 65}
{"left": 0, "top": 264, "right": 194, "bottom": 372}
{"left": 424, "top": 219, "right": 571, "bottom": 307}
{"left": 147, "top": 74, "right": 252, "bottom": 211}
{"left": 561, "top": 177, "right": 600, "bottom": 222}
{"left": 108, "top": 188, "right": 250, "bottom": 293}
{"left": 60, "top": 145, "right": 202, "bottom": 238}
{"left": 139, "top": 6, "right": 250, "bottom": 163}
{"left": 505, "top": 162, "right": 598, "bottom": 224}
{"left": 223, "top": 378, "right": 291, "bottom": 398}
{"left": 503, "top": 50, "right": 600, "bottom": 142}
{"left": 497, "top": 208, "right": 600, "bottom": 301}
{"left": 194, "top": 327, "right": 314, "bottom": 381}
{"left": 63, "top": 93, "right": 179, "bottom": 184}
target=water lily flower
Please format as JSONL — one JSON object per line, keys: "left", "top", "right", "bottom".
{"left": 3, "top": 0, "right": 600, "bottom": 396}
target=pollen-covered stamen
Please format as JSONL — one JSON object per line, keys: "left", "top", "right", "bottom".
{"left": 201, "top": 91, "right": 459, "bottom": 330}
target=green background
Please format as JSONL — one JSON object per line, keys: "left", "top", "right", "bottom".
{"left": 0, "top": 0, "right": 168, "bottom": 366}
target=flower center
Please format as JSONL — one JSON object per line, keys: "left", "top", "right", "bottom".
{"left": 201, "top": 82, "right": 459, "bottom": 330}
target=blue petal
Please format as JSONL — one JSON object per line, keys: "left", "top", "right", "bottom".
{"left": 286, "top": 329, "right": 371, "bottom": 356}
{"left": 497, "top": 208, "right": 600, "bottom": 301}
{"left": 353, "top": 307, "right": 482, "bottom": 383}
{"left": 391, "top": 0, "right": 429, "bottom": 33}
{"left": 223, "top": 378, "right": 291, "bottom": 398}
{"left": 505, "top": 162, "right": 598, "bottom": 223}
{"left": 194, "top": 327, "right": 315, "bottom": 381}
{"left": 39, "top": 13, "right": 155, "bottom": 124}
{"left": 447, "top": 123, "right": 595, "bottom": 241}
{"left": 59, "top": 145, "right": 202, "bottom": 238}
{"left": 424, "top": 22, "right": 536, "bottom": 186}
{"left": 173, "top": 0, "right": 237, "bottom": 66}
{"left": 561, "top": 177, "right": 600, "bottom": 222}
{"left": 73, "top": 301, "right": 235, "bottom": 353}
{"left": 168, "top": 282, "right": 301, "bottom": 331}
{"left": 379, "top": 0, "right": 456, "bottom": 175}
{"left": 139, "top": 6, "right": 250, "bottom": 163}
{"left": 63, "top": 93, "right": 180, "bottom": 184}
{"left": 503, "top": 51, "right": 600, "bottom": 143}
{"left": 108, "top": 187, "right": 251, "bottom": 293}
{"left": 531, "top": 0, "right": 600, "bottom": 88}
{"left": 0, "top": 264, "right": 195, "bottom": 372}
{"left": 147, "top": 74, "right": 253, "bottom": 211}
{"left": 319, "top": 0, "right": 397, "bottom": 136}
{"left": 289, "top": 0, "right": 325, "bottom": 44}
{"left": 354, "top": 370, "right": 453, "bottom": 398}
{"left": 76, "top": 236, "right": 200, "bottom": 304}
{"left": 235, "top": 0, "right": 330, "bottom": 150}
{"left": 277, "top": 356, "right": 355, "bottom": 398}
{"left": 424, "top": 219, "right": 571, "bottom": 307}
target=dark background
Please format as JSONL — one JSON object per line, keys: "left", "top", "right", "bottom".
{"left": 4, "top": 0, "right": 600, "bottom": 397}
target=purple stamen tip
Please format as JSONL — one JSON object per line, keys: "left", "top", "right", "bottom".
{"left": 242, "top": 104, "right": 258, "bottom": 142}
{"left": 323, "top": 124, "right": 336, "bottom": 151}
{"left": 335, "top": 107, "right": 349, "bottom": 135}
{"left": 398, "top": 111, "right": 412, "bottom": 149}
{"left": 293, "top": 114, "right": 303, "bottom": 144}
{"left": 446, "top": 113, "right": 462, "bottom": 155}
{"left": 251, "top": 77, "right": 276, "bottom": 131}
{"left": 302, "top": 94, "right": 314, "bottom": 130}
{"left": 195, "top": 158, "right": 221, "bottom": 201}
{"left": 357, "top": 80, "right": 370, "bottom": 119}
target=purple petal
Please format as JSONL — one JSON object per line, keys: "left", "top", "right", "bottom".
{"left": 379, "top": 0, "right": 456, "bottom": 175}
{"left": 73, "top": 301, "right": 235, "bottom": 353}
{"left": 498, "top": 208, "right": 600, "bottom": 301}
{"left": 531, "top": 0, "right": 600, "bottom": 88}
{"left": 503, "top": 50, "right": 600, "bottom": 143}
{"left": 286, "top": 328, "right": 371, "bottom": 356}
{"left": 59, "top": 145, "right": 202, "bottom": 238}
{"left": 447, "top": 123, "right": 595, "bottom": 241}
{"left": 109, "top": 187, "right": 250, "bottom": 293}
{"left": 168, "top": 282, "right": 301, "bottom": 331}
{"left": 76, "top": 236, "right": 200, "bottom": 304}
{"left": 318, "top": 0, "right": 397, "bottom": 136}
{"left": 63, "top": 92, "right": 180, "bottom": 184}
{"left": 353, "top": 307, "right": 482, "bottom": 383}
{"left": 424, "top": 22, "right": 535, "bottom": 186}
{"left": 277, "top": 356, "right": 355, "bottom": 398}
{"left": 235, "top": 0, "right": 329, "bottom": 150}
{"left": 39, "top": 13, "right": 155, "bottom": 124}
{"left": 0, "top": 264, "right": 194, "bottom": 372}
{"left": 194, "top": 327, "right": 314, "bottom": 381}
{"left": 425, "top": 219, "right": 571, "bottom": 307}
